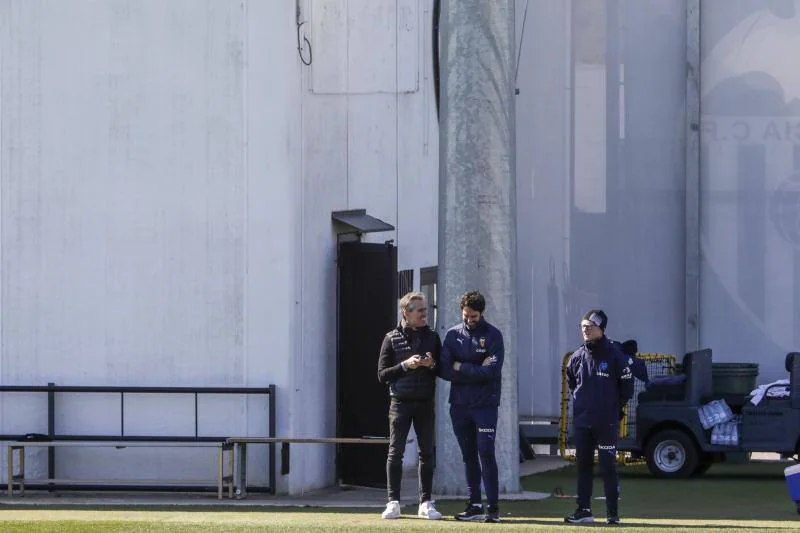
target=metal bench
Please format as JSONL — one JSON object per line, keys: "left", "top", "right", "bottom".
{"left": 519, "top": 416, "right": 560, "bottom": 456}
{"left": 0, "top": 383, "right": 276, "bottom": 495}
{"left": 223, "top": 437, "right": 390, "bottom": 498}
{"left": 6, "top": 440, "right": 229, "bottom": 499}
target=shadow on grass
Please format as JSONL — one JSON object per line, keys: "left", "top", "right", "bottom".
{"left": 514, "top": 518, "right": 794, "bottom": 529}
{"left": 519, "top": 459, "right": 799, "bottom": 522}
{"left": 0, "top": 503, "right": 379, "bottom": 514}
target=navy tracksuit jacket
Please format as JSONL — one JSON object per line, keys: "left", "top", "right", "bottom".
{"left": 440, "top": 317, "right": 504, "bottom": 506}
{"left": 567, "top": 337, "right": 634, "bottom": 428}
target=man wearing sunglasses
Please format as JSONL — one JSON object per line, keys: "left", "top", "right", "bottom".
{"left": 564, "top": 309, "right": 633, "bottom": 526}
{"left": 377, "top": 292, "right": 442, "bottom": 520}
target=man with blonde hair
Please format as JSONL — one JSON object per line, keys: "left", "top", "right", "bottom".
{"left": 377, "top": 292, "right": 442, "bottom": 520}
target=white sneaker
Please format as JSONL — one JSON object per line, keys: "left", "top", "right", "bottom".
{"left": 381, "top": 500, "right": 401, "bottom": 519}
{"left": 418, "top": 500, "right": 442, "bottom": 520}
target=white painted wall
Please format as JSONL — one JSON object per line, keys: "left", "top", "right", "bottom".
{"left": 17, "top": 0, "right": 800, "bottom": 493}
{"left": 0, "top": 0, "right": 437, "bottom": 494}
{"left": 293, "top": 0, "right": 438, "bottom": 488}
{"left": 0, "top": 0, "right": 303, "bottom": 491}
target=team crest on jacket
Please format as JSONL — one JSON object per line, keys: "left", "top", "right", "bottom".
{"left": 476, "top": 337, "right": 487, "bottom": 353}
{"left": 597, "top": 360, "right": 610, "bottom": 378}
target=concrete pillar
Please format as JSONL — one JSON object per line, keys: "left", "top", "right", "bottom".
{"left": 435, "top": 0, "right": 519, "bottom": 496}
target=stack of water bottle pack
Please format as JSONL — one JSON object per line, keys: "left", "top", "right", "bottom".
{"left": 698, "top": 399, "right": 740, "bottom": 445}
{"left": 711, "top": 415, "right": 741, "bottom": 445}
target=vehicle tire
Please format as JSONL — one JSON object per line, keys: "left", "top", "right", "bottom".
{"left": 645, "top": 429, "right": 699, "bottom": 478}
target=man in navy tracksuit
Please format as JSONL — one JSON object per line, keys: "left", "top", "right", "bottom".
{"left": 565, "top": 309, "right": 633, "bottom": 526}
{"left": 440, "top": 291, "right": 504, "bottom": 523}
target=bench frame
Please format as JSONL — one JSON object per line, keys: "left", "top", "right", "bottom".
{"left": 0, "top": 383, "right": 276, "bottom": 494}
{"left": 223, "top": 437, "right": 390, "bottom": 498}
{"left": 6, "top": 440, "right": 233, "bottom": 499}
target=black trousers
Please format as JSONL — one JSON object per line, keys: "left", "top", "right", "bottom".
{"left": 387, "top": 397, "right": 435, "bottom": 503}
{"left": 574, "top": 424, "right": 619, "bottom": 516}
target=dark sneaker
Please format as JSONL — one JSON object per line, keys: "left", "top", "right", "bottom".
{"left": 455, "top": 503, "right": 485, "bottom": 521}
{"left": 564, "top": 508, "right": 594, "bottom": 524}
{"left": 484, "top": 504, "right": 500, "bottom": 523}
{"left": 607, "top": 515, "right": 620, "bottom": 525}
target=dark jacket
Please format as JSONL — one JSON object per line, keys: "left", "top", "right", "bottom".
{"left": 439, "top": 318, "right": 504, "bottom": 408}
{"left": 567, "top": 336, "right": 634, "bottom": 428}
{"left": 629, "top": 356, "right": 649, "bottom": 383}
{"left": 377, "top": 323, "right": 442, "bottom": 401}
{"left": 616, "top": 339, "right": 649, "bottom": 383}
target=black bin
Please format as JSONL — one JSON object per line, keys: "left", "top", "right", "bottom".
{"left": 711, "top": 363, "right": 758, "bottom": 396}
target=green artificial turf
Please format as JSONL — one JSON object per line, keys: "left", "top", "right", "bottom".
{"left": 0, "top": 460, "right": 797, "bottom": 532}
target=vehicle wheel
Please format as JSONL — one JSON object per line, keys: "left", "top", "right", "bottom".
{"left": 645, "top": 429, "right": 699, "bottom": 478}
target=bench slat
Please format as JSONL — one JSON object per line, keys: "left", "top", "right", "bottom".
{"left": 15, "top": 478, "right": 220, "bottom": 485}
{"left": 7, "top": 441, "right": 223, "bottom": 448}
{"left": 225, "top": 437, "right": 388, "bottom": 444}
{"left": 6, "top": 441, "right": 230, "bottom": 500}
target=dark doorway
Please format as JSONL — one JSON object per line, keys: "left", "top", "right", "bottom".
{"left": 337, "top": 240, "right": 397, "bottom": 487}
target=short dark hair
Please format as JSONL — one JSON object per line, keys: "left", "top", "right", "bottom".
{"left": 459, "top": 291, "right": 486, "bottom": 313}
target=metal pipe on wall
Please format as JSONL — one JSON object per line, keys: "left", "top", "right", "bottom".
{"left": 685, "top": 0, "right": 701, "bottom": 352}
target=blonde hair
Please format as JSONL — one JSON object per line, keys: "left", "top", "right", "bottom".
{"left": 399, "top": 292, "right": 426, "bottom": 313}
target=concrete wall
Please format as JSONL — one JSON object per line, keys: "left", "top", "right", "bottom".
{"left": 515, "top": 0, "right": 800, "bottom": 419}
{"left": 0, "top": 0, "right": 286, "bottom": 485}
{"left": 5, "top": 0, "right": 798, "bottom": 491}
{"left": 700, "top": 0, "right": 800, "bottom": 384}
{"left": 0, "top": 0, "right": 437, "bottom": 494}
{"left": 515, "top": 0, "right": 688, "bottom": 417}
{"left": 294, "top": 0, "right": 438, "bottom": 490}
